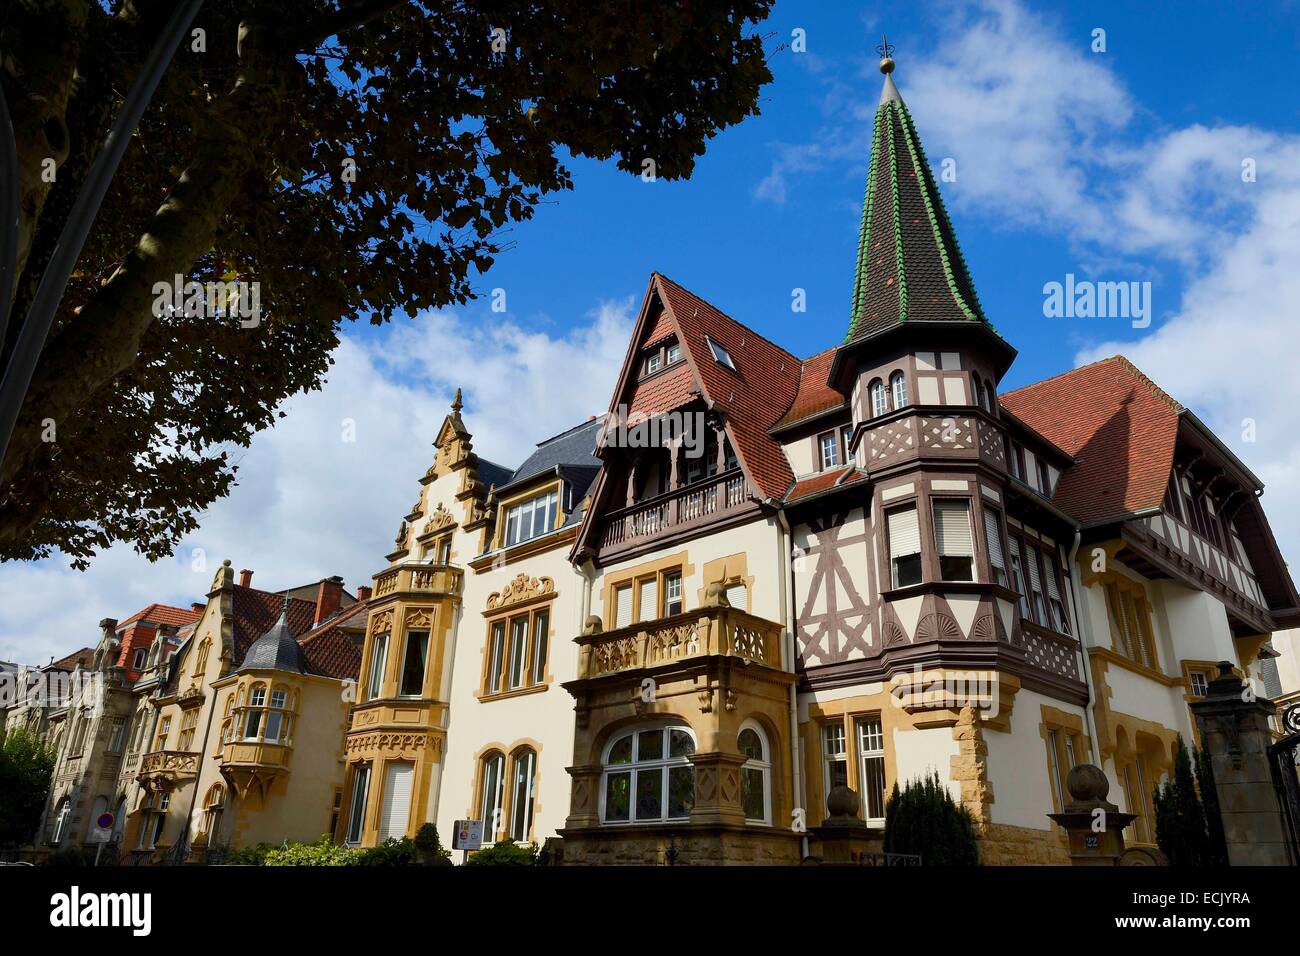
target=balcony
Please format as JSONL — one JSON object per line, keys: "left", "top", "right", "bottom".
{"left": 576, "top": 604, "right": 783, "bottom": 680}
{"left": 221, "top": 740, "right": 291, "bottom": 772}
{"left": 137, "top": 750, "right": 199, "bottom": 788}
{"left": 599, "top": 470, "right": 752, "bottom": 555}
{"left": 372, "top": 562, "right": 463, "bottom": 600}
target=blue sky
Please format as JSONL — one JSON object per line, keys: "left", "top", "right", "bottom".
{"left": 5, "top": 0, "right": 1300, "bottom": 663}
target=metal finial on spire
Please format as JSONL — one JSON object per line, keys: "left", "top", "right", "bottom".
{"left": 876, "top": 33, "right": 895, "bottom": 74}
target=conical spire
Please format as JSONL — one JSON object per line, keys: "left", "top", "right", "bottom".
{"left": 238, "top": 595, "right": 304, "bottom": 673}
{"left": 844, "top": 46, "right": 989, "bottom": 343}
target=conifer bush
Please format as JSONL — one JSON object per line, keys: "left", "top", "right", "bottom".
{"left": 1153, "top": 736, "right": 1226, "bottom": 866}
{"left": 882, "top": 772, "right": 979, "bottom": 865}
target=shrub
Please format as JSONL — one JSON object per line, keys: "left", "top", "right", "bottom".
{"left": 353, "top": 837, "right": 419, "bottom": 866}
{"left": 414, "top": 823, "right": 452, "bottom": 866}
{"left": 263, "top": 836, "right": 359, "bottom": 867}
{"left": 464, "top": 840, "right": 538, "bottom": 866}
{"left": 1154, "top": 736, "right": 1223, "bottom": 866}
{"left": 225, "top": 843, "right": 274, "bottom": 866}
{"left": 882, "top": 772, "right": 979, "bottom": 866}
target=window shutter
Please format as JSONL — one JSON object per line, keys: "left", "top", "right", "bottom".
{"left": 638, "top": 578, "right": 658, "bottom": 622}
{"left": 1043, "top": 553, "right": 1063, "bottom": 600}
{"left": 726, "top": 581, "right": 748, "bottom": 611}
{"left": 983, "top": 512, "right": 1005, "bottom": 570}
{"left": 887, "top": 508, "right": 921, "bottom": 558}
{"left": 933, "top": 501, "right": 973, "bottom": 556}
{"left": 1026, "top": 546, "right": 1044, "bottom": 593}
{"left": 615, "top": 586, "right": 633, "bottom": 628}
{"left": 379, "top": 762, "right": 413, "bottom": 842}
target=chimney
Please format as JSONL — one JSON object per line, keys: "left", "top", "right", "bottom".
{"left": 356, "top": 585, "right": 372, "bottom": 602}
{"left": 239, "top": 569, "right": 254, "bottom": 587}
{"left": 314, "top": 575, "right": 345, "bottom": 626}
{"left": 191, "top": 602, "right": 205, "bottom": 614}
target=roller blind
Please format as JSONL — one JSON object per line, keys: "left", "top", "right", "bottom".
{"left": 615, "top": 585, "right": 633, "bottom": 628}
{"left": 726, "top": 581, "right": 748, "bottom": 611}
{"left": 983, "top": 511, "right": 1005, "bottom": 570}
{"left": 887, "top": 507, "right": 921, "bottom": 558}
{"left": 638, "top": 578, "right": 658, "bottom": 622}
{"left": 1043, "top": 553, "right": 1063, "bottom": 600}
{"left": 379, "top": 762, "right": 413, "bottom": 842}
{"left": 933, "top": 501, "right": 973, "bottom": 556}
{"left": 1025, "top": 545, "right": 1044, "bottom": 594}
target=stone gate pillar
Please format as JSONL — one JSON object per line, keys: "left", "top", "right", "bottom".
{"left": 1189, "top": 661, "right": 1295, "bottom": 866}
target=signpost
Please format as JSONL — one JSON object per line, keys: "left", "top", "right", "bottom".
{"left": 452, "top": 819, "right": 483, "bottom": 864}
{"left": 91, "top": 812, "right": 115, "bottom": 866}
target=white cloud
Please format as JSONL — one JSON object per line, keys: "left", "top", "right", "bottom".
{"left": 0, "top": 300, "right": 634, "bottom": 665}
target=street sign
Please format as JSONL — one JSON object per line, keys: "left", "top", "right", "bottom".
{"left": 96, "top": 812, "right": 114, "bottom": 830}
{"left": 452, "top": 819, "right": 483, "bottom": 851}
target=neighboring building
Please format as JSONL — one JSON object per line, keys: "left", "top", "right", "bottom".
{"left": 40, "top": 606, "right": 202, "bottom": 853}
{"left": 2, "top": 647, "right": 95, "bottom": 747}
{"left": 1264, "top": 628, "right": 1300, "bottom": 722}
{"left": 116, "top": 566, "right": 364, "bottom": 860}
{"left": 341, "top": 56, "right": 1300, "bottom": 865}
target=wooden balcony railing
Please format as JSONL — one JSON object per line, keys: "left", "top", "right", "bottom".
{"left": 372, "top": 562, "right": 463, "bottom": 600}
{"left": 576, "top": 604, "right": 783, "bottom": 679}
{"left": 599, "top": 470, "right": 751, "bottom": 551}
{"left": 1020, "top": 624, "right": 1081, "bottom": 682}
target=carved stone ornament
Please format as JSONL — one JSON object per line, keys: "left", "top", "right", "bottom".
{"left": 369, "top": 609, "right": 394, "bottom": 635}
{"left": 395, "top": 520, "right": 408, "bottom": 546}
{"left": 423, "top": 502, "right": 455, "bottom": 535}
{"left": 486, "top": 573, "right": 555, "bottom": 611}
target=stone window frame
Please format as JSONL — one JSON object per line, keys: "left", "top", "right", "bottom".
{"left": 479, "top": 603, "right": 553, "bottom": 701}
{"left": 1039, "top": 705, "right": 1088, "bottom": 822}
{"left": 470, "top": 739, "right": 544, "bottom": 845}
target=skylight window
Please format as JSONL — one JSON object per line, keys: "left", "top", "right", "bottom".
{"left": 706, "top": 336, "right": 735, "bottom": 370}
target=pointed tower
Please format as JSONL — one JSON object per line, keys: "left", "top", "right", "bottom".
{"left": 829, "top": 46, "right": 1015, "bottom": 403}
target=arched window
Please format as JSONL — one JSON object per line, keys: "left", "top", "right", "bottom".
{"left": 601, "top": 724, "right": 695, "bottom": 824}
{"left": 508, "top": 748, "right": 538, "bottom": 843}
{"left": 869, "top": 379, "right": 888, "bottom": 418}
{"left": 202, "top": 785, "right": 225, "bottom": 842}
{"left": 984, "top": 379, "right": 996, "bottom": 413}
{"left": 192, "top": 637, "right": 210, "bottom": 677}
{"left": 890, "top": 371, "right": 908, "bottom": 410}
{"left": 479, "top": 751, "right": 506, "bottom": 841}
{"left": 178, "top": 708, "right": 198, "bottom": 750}
{"left": 236, "top": 683, "right": 292, "bottom": 743}
{"left": 972, "top": 376, "right": 984, "bottom": 411}
{"left": 51, "top": 798, "right": 72, "bottom": 845}
{"left": 738, "top": 721, "right": 772, "bottom": 824}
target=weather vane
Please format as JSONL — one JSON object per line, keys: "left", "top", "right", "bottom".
{"left": 876, "top": 32, "right": 896, "bottom": 74}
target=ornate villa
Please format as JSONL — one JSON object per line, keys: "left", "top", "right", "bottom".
{"left": 17, "top": 57, "right": 1300, "bottom": 865}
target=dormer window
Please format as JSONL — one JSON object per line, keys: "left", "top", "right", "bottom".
{"left": 706, "top": 336, "right": 735, "bottom": 370}
{"left": 645, "top": 352, "right": 662, "bottom": 375}
{"left": 503, "top": 489, "right": 559, "bottom": 547}
{"left": 818, "top": 431, "right": 840, "bottom": 470}
{"left": 666, "top": 342, "right": 681, "bottom": 365}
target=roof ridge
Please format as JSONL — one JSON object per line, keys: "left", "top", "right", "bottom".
{"left": 1002, "top": 354, "right": 1182, "bottom": 412}
{"left": 652, "top": 272, "right": 801, "bottom": 369}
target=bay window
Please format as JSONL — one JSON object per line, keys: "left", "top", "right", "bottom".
{"left": 399, "top": 628, "right": 430, "bottom": 697}
{"left": 983, "top": 509, "right": 1008, "bottom": 587}
{"left": 601, "top": 725, "right": 695, "bottom": 823}
{"left": 366, "top": 632, "right": 389, "bottom": 701}
{"left": 890, "top": 371, "right": 908, "bottom": 410}
{"left": 345, "top": 764, "right": 370, "bottom": 845}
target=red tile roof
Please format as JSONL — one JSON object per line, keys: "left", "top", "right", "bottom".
{"left": 627, "top": 363, "right": 699, "bottom": 419}
{"left": 49, "top": 647, "right": 95, "bottom": 671}
{"left": 231, "top": 586, "right": 319, "bottom": 665}
{"left": 773, "top": 346, "right": 846, "bottom": 430}
{"left": 654, "top": 274, "right": 802, "bottom": 500}
{"left": 115, "top": 603, "right": 202, "bottom": 631}
{"left": 1000, "top": 356, "right": 1182, "bottom": 525}
{"left": 298, "top": 602, "right": 367, "bottom": 681}
{"left": 785, "top": 467, "right": 867, "bottom": 504}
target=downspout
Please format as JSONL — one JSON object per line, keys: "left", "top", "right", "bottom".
{"left": 774, "top": 507, "right": 807, "bottom": 859}
{"left": 1067, "top": 530, "right": 1102, "bottom": 766}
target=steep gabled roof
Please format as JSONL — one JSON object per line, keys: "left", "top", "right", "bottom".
{"left": 115, "top": 603, "right": 202, "bottom": 631}
{"left": 844, "top": 67, "right": 991, "bottom": 343}
{"left": 237, "top": 598, "right": 304, "bottom": 674}
{"left": 49, "top": 647, "right": 95, "bottom": 671}
{"left": 653, "top": 274, "right": 801, "bottom": 499}
{"left": 1000, "top": 356, "right": 1182, "bottom": 525}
